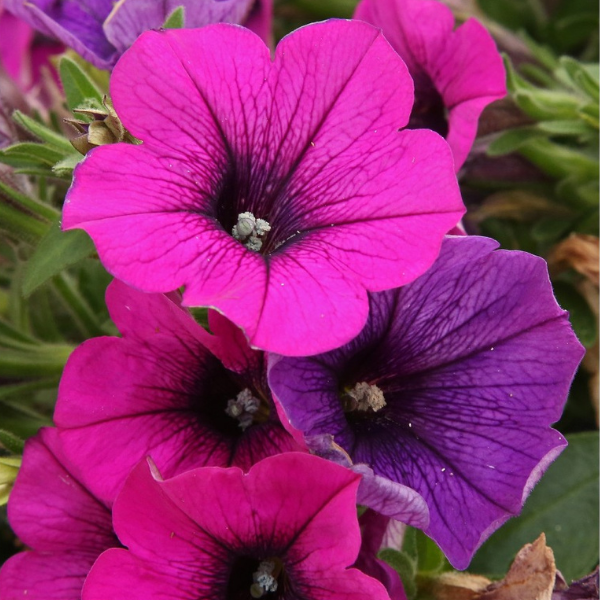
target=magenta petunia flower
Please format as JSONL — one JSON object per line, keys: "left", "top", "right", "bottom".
{"left": 354, "top": 0, "right": 506, "bottom": 170}
{"left": 268, "top": 236, "right": 584, "bottom": 569}
{"left": 355, "top": 510, "right": 407, "bottom": 600}
{"left": 54, "top": 278, "right": 302, "bottom": 507}
{"left": 3, "top": 0, "right": 270, "bottom": 70}
{"left": 0, "top": 8, "right": 62, "bottom": 96}
{"left": 62, "top": 21, "right": 464, "bottom": 356}
{"left": 0, "top": 428, "right": 119, "bottom": 600}
{"left": 82, "top": 453, "right": 393, "bottom": 600}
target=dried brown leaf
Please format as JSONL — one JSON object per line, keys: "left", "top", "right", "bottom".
{"left": 468, "top": 191, "right": 571, "bottom": 224}
{"left": 479, "top": 533, "right": 556, "bottom": 600}
{"left": 429, "top": 572, "right": 492, "bottom": 600}
{"left": 549, "top": 235, "right": 600, "bottom": 286}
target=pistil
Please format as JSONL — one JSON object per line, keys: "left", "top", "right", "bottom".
{"left": 342, "top": 382, "right": 386, "bottom": 412}
{"left": 232, "top": 212, "right": 271, "bottom": 251}
{"left": 225, "top": 388, "right": 260, "bottom": 430}
{"left": 250, "top": 560, "right": 280, "bottom": 598}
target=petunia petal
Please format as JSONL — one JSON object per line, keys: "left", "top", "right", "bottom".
{"left": 354, "top": 0, "right": 506, "bottom": 170}
{"left": 6, "top": 428, "right": 114, "bottom": 552}
{"left": 103, "top": 0, "right": 256, "bottom": 54}
{"left": 1, "top": 551, "right": 102, "bottom": 600}
{"left": 3, "top": 0, "right": 116, "bottom": 68}
{"left": 64, "top": 22, "right": 464, "bottom": 355}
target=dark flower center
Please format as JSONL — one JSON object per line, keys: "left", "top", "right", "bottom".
{"left": 227, "top": 556, "right": 288, "bottom": 600}
{"left": 188, "top": 356, "right": 270, "bottom": 438}
{"left": 212, "top": 163, "right": 304, "bottom": 256}
{"left": 407, "top": 72, "right": 449, "bottom": 138}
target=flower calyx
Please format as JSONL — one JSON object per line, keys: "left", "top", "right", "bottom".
{"left": 65, "top": 96, "right": 138, "bottom": 155}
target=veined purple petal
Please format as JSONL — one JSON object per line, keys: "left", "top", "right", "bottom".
{"left": 4, "top": 0, "right": 268, "bottom": 70}
{"left": 103, "top": 0, "right": 256, "bottom": 54}
{"left": 3, "top": 0, "right": 116, "bottom": 68}
{"left": 269, "top": 236, "right": 584, "bottom": 568}
{"left": 83, "top": 454, "right": 392, "bottom": 600}
{"left": 354, "top": 0, "right": 506, "bottom": 170}
{"left": 55, "top": 279, "right": 301, "bottom": 506}
{"left": 63, "top": 22, "right": 464, "bottom": 355}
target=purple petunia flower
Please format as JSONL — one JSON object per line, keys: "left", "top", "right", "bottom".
{"left": 268, "top": 235, "right": 584, "bottom": 569}
{"left": 54, "top": 279, "right": 302, "bottom": 507}
{"left": 3, "top": 0, "right": 271, "bottom": 70}
{"left": 354, "top": 0, "right": 506, "bottom": 170}
{"left": 0, "top": 428, "right": 119, "bottom": 600}
{"left": 82, "top": 453, "right": 393, "bottom": 600}
{"left": 62, "top": 21, "right": 464, "bottom": 356}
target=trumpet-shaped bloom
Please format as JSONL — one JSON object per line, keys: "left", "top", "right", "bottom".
{"left": 269, "top": 236, "right": 584, "bottom": 569}
{"left": 354, "top": 0, "right": 506, "bottom": 170}
{"left": 62, "top": 21, "right": 464, "bottom": 356}
{"left": 3, "top": 0, "right": 270, "bottom": 69}
{"left": 0, "top": 428, "right": 119, "bottom": 600}
{"left": 82, "top": 453, "right": 392, "bottom": 600}
{"left": 54, "top": 279, "right": 301, "bottom": 507}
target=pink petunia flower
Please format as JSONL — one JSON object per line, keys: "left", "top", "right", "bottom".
{"left": 54, "top": 279, "right": 303, "bottom": 507}
{"left": 0, "top": 6, "right": 62, "bottom": 102}
{"left": 355, "top": 510, "right": 407, "bottom": 600}
{"left": 0, "top": 428, "right": 119, "bottom": 600}
{"left": 82, "top": 453, "right": 393, "bottom": 600}
{"left": 62, "top": 21, "right": 464, "bottom": 356}
{"left": 354, "top": 0, "right": 506, "bottom": 170}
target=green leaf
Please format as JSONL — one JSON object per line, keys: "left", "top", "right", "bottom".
{"left": 559, "top": 57, "right": 599, "bottom": 103}
{"left": 518, "top": 138, "right": 598, "bottom": 181}
{"left": 52, "top": 153, "right": 84, "bottom": 178}
{"left": 12, "top": 111, "right": 74, "bottom": 153}
{"left": 0, "top": 142, "right": 67, "bottom": 168}
{"left": 578, "top": 102, "right": 599, "bottom": 129}
{"left": 514, "top": 88, "right": 582, "bottom": 121}
{"left": 413, "top": 530, "right": 449, "bottom": 574}
{"left": 536, "top": 119, "right": 592, "bottom": 136}
{"left": 162, "top": 5, "right": 185, "bottom": 29}
{"left": 0, "top": 202, "right": 49, "bottom": 244}
{"left": 0, "top": 317, "right": 40, "bottom": 347}
{"left": 0, "top": 345, "right": 73, "bottom": 377}
{"left": 520, "top": 31, "right": 559, "bottom": 71}
{"left": 59, "top": 56, "right": 104, "bottom": 112}
{"left": 0, "top": 429, "right": 24, "bottom": 454}
{"left": 553, "top": 281, "right": 598, "bottom": 347}
{"left": 0, "top": 379, "right": 60, "bottom": 403}
{"left": 530, "top": 217, "right": 573, "bottom": 244}
{"left": 504, "top": 55, "right": 538, "bottom": 95}
{"left": 470, "top": 432, "right": 599, "bottom": 581}
{"left": 557, "top": 176, "right": 599, "bottom": 210}
{"left": 378, "top": 548, "right": 417, "bottom": 599}
{"left": 487, "top": 128, "right": 544, "bottom": 156}
{"left": 22, "top": 218, "right": 96, "bottom": 297}
{"left": 0, "top": 181, "right": 59, "bottom": 221}
{"left": 477, "top": 0, "right": 536, "bottom": 32}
